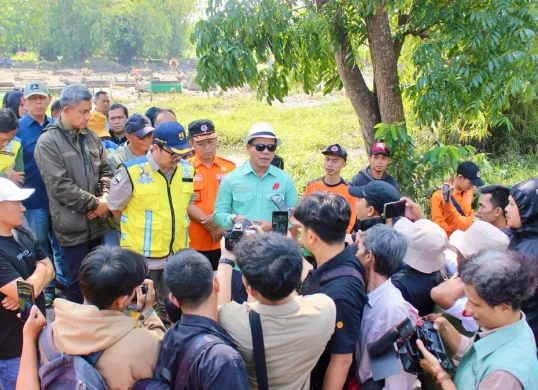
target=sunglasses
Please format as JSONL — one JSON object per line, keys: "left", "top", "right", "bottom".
{"left": 252, "top": 143, "right": 277, "bottom": 152}
{"left": 158, "top": 145, "right": 180, "bottom": 159}
{"left": 136, "top": 132, "right": 153, "bottom": 141}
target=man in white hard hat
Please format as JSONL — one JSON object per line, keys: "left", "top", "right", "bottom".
{"left": 0, "top": 178, "right": 54, "bottom": 388}
{"left": 213, "top": 122, "right": 297, "bottom": 232}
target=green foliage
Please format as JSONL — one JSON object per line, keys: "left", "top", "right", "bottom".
{"left": 0, "top": 0, "right": 197, "bottom": 63}
{"left": 10, "top": 51, "right": 39, "bottom": 63}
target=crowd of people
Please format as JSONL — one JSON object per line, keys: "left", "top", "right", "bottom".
{"left": 0, "top": 82, "right": 537, "bottom": 390}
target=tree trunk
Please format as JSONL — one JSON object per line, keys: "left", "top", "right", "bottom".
{"left": 334, "top": 38, "right": 380, "bottom": 152}
{"left": 366, "top": 5, "right": 406, "bottom": 126}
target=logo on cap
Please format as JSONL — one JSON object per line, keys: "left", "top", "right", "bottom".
{"left": 331, "top": 146, "right": 338, "bottom": 152}
{"left": 476, "top": 171, "right": 481, "bottom": 177}
{"left": 201, "top": 124, "right": 208, "bottom": 132}
{"left": 31, "top": 84, "right": 39, "bottom": 90}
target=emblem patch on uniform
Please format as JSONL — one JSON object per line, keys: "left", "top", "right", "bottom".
{"left": 182, "top": 165, "right": 191, "bottom": 179}
{"left": 31, "top": 83, "right": 39, "bottom": 90}
{"left": 194, "top": 174, "right": 203, "bottom": 182}
{"left": 273, "top": 183, "right": 280, "bottom": 190}
{"left": 216, "top": 173, "right": 226, "bottom": 181}
{"left": 136, "top": 164, "right": 154, "bottom": 185}
{"left": 193, "top": 192, "right": 199, "bottom": 200}
{"left": 331, "top": 145, "right": 338, "bottom": 152}
{"left": 476, "top": 171, "right": 481, "bottom": 177}
{"left": 112, "top": 173, "right": 123, "bottom": 185}
{"left": 336, "top": 321, "right": 344, "bottom": 329}
{"left": 201, "top": 124, "right": 208, "bottom": 132}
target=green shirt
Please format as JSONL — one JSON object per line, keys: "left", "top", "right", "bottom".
{"left": 109, "top": 142, "right": 137, "bottom": 173}
{"left": 213, "top": 161, "right": 298, "bottom": 229}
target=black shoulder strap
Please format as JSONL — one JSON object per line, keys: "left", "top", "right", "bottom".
{"left": 319, "top": 266, "right": 365, "bottom": 288}
{"left": 450, "top": 196, "right": 466, "bottom": 216}
{"left": 249, "top": 310, "right": 269, "bottom": 390}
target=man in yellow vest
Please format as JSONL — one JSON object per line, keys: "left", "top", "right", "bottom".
{"left": 107, "top": 121, "right": 194, "bottom": 318}
{"left": 0, "top": 108, "right": 24, "bottom": 185}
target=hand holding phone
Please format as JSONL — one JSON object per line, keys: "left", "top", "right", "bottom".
{"left": 272, "top": 211, "right": 289, "bottom": 235}
{"left": 441, "top": 183, "right": 451, "bottom": 203}
{"left": 383, "top": 200, "right": 406, "bottom": 220}
{"left": 271, "top": 194, "right": 290, "bottom": 215}
{"left": 136, "top": 279, "right": 154, "bottom": 313}
{"left": 17, "top": 281, "right": 36, "bottom": 322}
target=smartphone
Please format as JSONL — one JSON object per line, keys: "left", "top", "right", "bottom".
{"left": 17, "top": 281, "right": 35, "bottom": 322}
{"left": 270, "top": 194, "right": 289, "bottom": 214}
{"left": 383, "top": 200, "right": 406, "bottom": 220}
{"left": 358, "top": 216, "right": 385, "bottom": 232}
{"left": 272, "top": 211, "right": 289, "bottom": 235}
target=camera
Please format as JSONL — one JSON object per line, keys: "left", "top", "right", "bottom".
{"left": 368, "top": 317, "right": 453, "bottom": 379}
{"left": 140, "top": 284, "right": 148, "bottom": 295}
{"left": 224, "top": 219, "right": 257, "bottom": 251}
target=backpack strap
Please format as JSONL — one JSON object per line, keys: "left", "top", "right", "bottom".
{"left": 173, "top": 334, "right": 224, "bottom": 389}
{"left": 249, "top": 310, "right": 269, "bottom": 390}
{"left": 450, "top": 196, "right": 466, "bottom": 217}
{"left": 319, "top": 266, "right": 365, "bottom": 288}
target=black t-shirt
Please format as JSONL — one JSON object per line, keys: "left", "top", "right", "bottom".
{"left": 0, "top": 227, "right": 47, "bottom": 360}
{"left": 300, "top": 246, "right": 368, "bottom": 389}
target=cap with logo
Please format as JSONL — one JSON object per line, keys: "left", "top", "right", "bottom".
{"left": 0, "top": 178, "right": 35, "bottom": 202}
{"left": 348, "top": 181, "right": 401, "bottom": 214}
{"left": 457, "top": 161, "right": 484, "bottom": 187}
{"left": 153, "top": 121, "right": 191, "bottom": 154}
{"left": 449, "top": 221, "right": 509, "bottom": 259}
{"left": 125, "top": 114, "right": 154, "bottom": 138}
{"left": 322, "top": 144, "right": 347, "bottom": 161}
{"left": 370, "top": 142, "right": 390, "bottom": 156}
{"left": 188, "top": 119, "right": 218, "bottom": 141}
{"left": 23, "top": 81, "right": 49, "bottom": 99}
{"left": 243, "top": 122, "right": 282, "bottom": 146}
{"left": 394, "top": 217, "right": 448, "bottom": 274}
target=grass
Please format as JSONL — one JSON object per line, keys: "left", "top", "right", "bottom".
{"left": 131, "top": 92, "right": 368, "bottom": 193}
{"left": 130, "top": 92, "right": 538, "bottom": 198}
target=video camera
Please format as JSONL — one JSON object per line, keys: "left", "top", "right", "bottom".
{"left": 368, "top": 317, "right": 453, "bottom": 380}
{"left": 224, "top": 219, "right": 258, "bottom": 251}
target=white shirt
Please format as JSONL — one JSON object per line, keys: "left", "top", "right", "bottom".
{"left": 357, "top": 279, "right": 418, "bottom": 389}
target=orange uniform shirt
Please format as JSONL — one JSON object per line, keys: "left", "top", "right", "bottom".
{"left": 431, "top": 181, "right": 474, "bottom": 237}
{"left": 188, "top": 155, "right": 236, "bottom": 251}
{"left": 304, "top": 177, "right": 357, "bottom": 233}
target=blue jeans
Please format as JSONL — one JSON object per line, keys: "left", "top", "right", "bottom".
{"left": 0, "top": 357, "right": 21, "bottom": 389}
{"left": 25, "top": 209, "right": 68, "bottom": 290}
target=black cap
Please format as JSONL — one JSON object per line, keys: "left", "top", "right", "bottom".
{"left": 125, "top": 114, "right": 153, "bottom": 137}
{"left": 188, "top": 119, "right": 217, "bottom": 140}
{"left": 322, "top": 144, "right": 347, "bottom": 161}
{"left": 348, "top": 181, "right": 401, "bottom": 214}
{"left": 457, "top": 161, "right": 484, "bottom": 187}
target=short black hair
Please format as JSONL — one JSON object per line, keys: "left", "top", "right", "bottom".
{"left": 293, "top": 192, "right": 350, "bottom": 244}
{"left": 79, "top": 246, "right": 148, "bottom": 310}
{"left": 460, "top": 251, "right": 538, "bottom": 310}
{"left": 107, "top": 103, "right": 128, "bottom": 119}
{"left": 164, "top": 249, "right": 214, "bottom": 310}
{"left": 234, "top": 233, "right": 302, "bottom": 301}
{"left": 50, "top": 100, "right": 61, "bottom": 115}
{"left": 95, "top": 91, "right": 109, "bottom": 99}
{"left": 0, "top": 108, "right": 19, "bottom": 133}
{"left": 480, "top": 185, "right": 510, "bottom": 215}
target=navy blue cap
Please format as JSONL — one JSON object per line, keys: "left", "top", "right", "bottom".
{"left": 322, "top": 144, "right": 347, "bottom": 161}
{"left": 125, "top": 114, "right": 154, "bottom": 138}
{"left": 153, "top": 121, "right": 191, "bottom": 154}
{"left": 457, "top": 161, "right": 484, "bottom": 187}
{"left": 349, "top": 181, "right": 401, "bottom": 214}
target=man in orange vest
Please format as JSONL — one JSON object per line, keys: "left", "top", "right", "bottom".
{"left": 431, "top": 161, "right": 484, "bottom": 236}
{"left": 187, "top": 120, "right": 236, "bottom": 269}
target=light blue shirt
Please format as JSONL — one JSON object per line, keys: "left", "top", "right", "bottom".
{"left": 213, "top": 161, "right": 298, "bottom": 229}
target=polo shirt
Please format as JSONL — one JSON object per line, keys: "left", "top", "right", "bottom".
{"left": 357, "top": 279, "right": 418, "bottom": 388}
{"left": 299, "top": 246, "right": 367, "bottom": 389}
{"left": 304, "top": 177, "right": 357, "bottom": 233}
{"left": 155, "top": 314, "right": 249, "bottom": 390}
{"left": 213, "top": 161, "right": 298, "bottom": 229}
{"left": 188, "top": 155, "right": 236, "bottom": 251}
{"left": 218, "top": 295, "right": 336, "bottom": 389}
{"left": 17, "top": 113, "right": 53, "bottom": 209}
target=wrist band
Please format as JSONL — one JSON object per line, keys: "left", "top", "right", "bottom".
{"left": 219, "top": 258, "right": 236, "bottom": 268}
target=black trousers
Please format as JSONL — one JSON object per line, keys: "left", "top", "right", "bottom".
{"left": 197, "top": 249, "right": 221, "bottom": 270}
{"left": 63, "top": 236, "right": 103, "bottom": 303}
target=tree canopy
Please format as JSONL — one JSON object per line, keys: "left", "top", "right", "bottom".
{"left": 192, "top": 0, "right": 538, "bottom": 149}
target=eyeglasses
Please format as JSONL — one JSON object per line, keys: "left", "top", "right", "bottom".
{"left": 252, "top": 143, "right": 277, "bottom": 152}
{"left": 158, "top": 145, "right": 179, "bottom": 159}
{"left": 136, "top": 132, "right": 153, "bottom": 141}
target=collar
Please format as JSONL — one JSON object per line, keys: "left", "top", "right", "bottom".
{"left": 180, "top": 313, "right": 236, "bottom": 346}
{"left": 22, "top": 113, "right": 51, "bottom": 128}
{"left": 311, "top": 246, "right": 351, "bottom": 279}
{"left": 244, "top": 160, "right": 275, "bottom": 177}
{"left": 58, "top": 117, "right": 90, "bottom": 134}
{"left": 473, "top": 312, "right": 529, "bottom": 359}
{"left": 248, "top": 298, "right": 300, "bottom": 317}
{"left": 146, "top": 150, "right": 161, "bottom": 172}
{"left": 367, "top": 278, "right": 393, "bottom": 308}
{"left": 191, "top": 155, "right": 221, "bottom": 169}
{"left": 322, "top": 177, "right": 346, "bottom": 188}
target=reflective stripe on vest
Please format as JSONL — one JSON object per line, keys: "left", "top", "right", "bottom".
{"left": 0, "top": 137, "right": 22, "bottom": 172}
{"left": 120, "top": 157, "right": 193, "bottom": 258}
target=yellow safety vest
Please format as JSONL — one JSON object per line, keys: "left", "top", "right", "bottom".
{"left": 0, "top": 137, "right": 22, "bottom": 172}
{"left": 120, "top": 156, "right": 194, "bottom": 258}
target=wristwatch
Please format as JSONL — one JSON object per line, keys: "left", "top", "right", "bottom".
{"left": 230, "top": 214, "right": 238, "bottom": 223}
{"left": 219, "top": 258, "right": 236, "bottom": 268}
